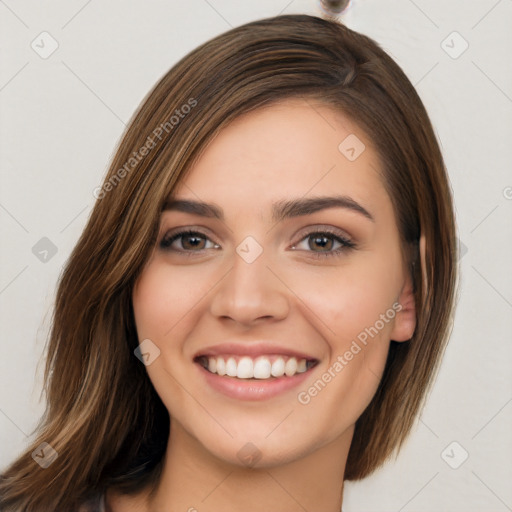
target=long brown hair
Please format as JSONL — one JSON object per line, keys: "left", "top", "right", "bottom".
{"left": 0, "top": 13, "right": 457, "bottom": 511}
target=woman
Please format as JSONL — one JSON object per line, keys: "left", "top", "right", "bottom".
{"left": 0, "top": 13, "right": 457, "bottom": 512}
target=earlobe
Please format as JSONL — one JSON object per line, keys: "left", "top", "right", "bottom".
{"left": 390, "top": 234, "right": 425, "bottom": 342}
{"left": 391, "top": 278, "right": 416, "bottom": 342}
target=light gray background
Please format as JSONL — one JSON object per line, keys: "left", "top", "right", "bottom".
{"left": 1, "top": 1, "right": 511, "bottom": 510}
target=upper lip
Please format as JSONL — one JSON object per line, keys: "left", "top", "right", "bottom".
{"left": 193, "top": 342, "right": 319, "bottom": 361}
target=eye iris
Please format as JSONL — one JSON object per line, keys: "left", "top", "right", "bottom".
{"left": 182, "top": 234, "right": 205, "bottom": 250}
{"left": 309, "top": 234, "right": 333, "bottom": 251}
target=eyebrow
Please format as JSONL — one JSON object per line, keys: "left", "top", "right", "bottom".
{"left": 163, "top": 195, "right": 375, "bottom": 223}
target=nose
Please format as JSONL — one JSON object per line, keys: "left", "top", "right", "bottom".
{"left": 209, "top": 245, "right": 290, "bottom": 327}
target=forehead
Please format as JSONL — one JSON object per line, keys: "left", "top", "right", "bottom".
{"left": 172, "top": 98, "right": 387, "bottom": 219}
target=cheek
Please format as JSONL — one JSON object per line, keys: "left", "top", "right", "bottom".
{"left": 131, "top": 263, "right": 202, "bottom": 417}
{"left": 286, "top": 257, "right": 399, "bottom": 417}
{"left": 132, "top": 262, "right": 206, "bottom": 339}
{"left": 284, "top": 255, "right": 400, "bottom": 345}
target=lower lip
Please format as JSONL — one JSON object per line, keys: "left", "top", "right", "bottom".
{"left": 196, "top": 362, "right": 315, "bottom": 401}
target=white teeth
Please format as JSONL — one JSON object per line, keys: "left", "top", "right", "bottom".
{"left": 296, "top": 358, "right": 307, "bottom": 373}
{"left": 216, "top": 357, "right": 226, "bottom": 376}
{"left": 202, "top": 355, "right": 312, "bottom": 379}
{"left": 253, "top": 357, "right": 272, "bottom": 379}
{"left": 236, "top": 357, "right": 253, "bottom": 379}
{"left": 226, "top": 357, "right": 237, "bottom": 377}
{"left": 285, "top": 357, "right": 298, "bottom": 376}
{"left": 271, "top": 358, "right": 285, "bottom": 377}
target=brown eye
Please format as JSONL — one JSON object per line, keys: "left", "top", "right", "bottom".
{"left": 291, "top": 229, "right": 356, "bottom": 259}
{"left": 181, "top": 233, "right": 206, "bottom": 250}
{"left": 308, "top": 234, "right": 334, "bottom": 252}
{"left": 159, "top": 230, "right": 219, "bottom": 252}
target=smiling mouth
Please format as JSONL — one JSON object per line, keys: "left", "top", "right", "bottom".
{"left": 194, "top": 355, "right": 319, "bottom": 380}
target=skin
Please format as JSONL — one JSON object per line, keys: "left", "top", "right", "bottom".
{"left": 108, "top": 97, "right": 417, "bottom": 512}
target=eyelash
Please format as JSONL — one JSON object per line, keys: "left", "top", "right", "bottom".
{"left": 159, "top": 228, "right": 356, "bottom": 260}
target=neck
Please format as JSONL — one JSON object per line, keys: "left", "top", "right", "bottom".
{"left": 140, "top": 420, "right": 351, "bottom": 512}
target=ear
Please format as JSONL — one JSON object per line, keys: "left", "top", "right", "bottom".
{"left": 390, "top": 234, "right": 425, "bottom": 342}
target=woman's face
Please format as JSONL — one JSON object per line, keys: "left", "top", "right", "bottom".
{"left": 132, "top": 97, "right": 416, "bottom": 468}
